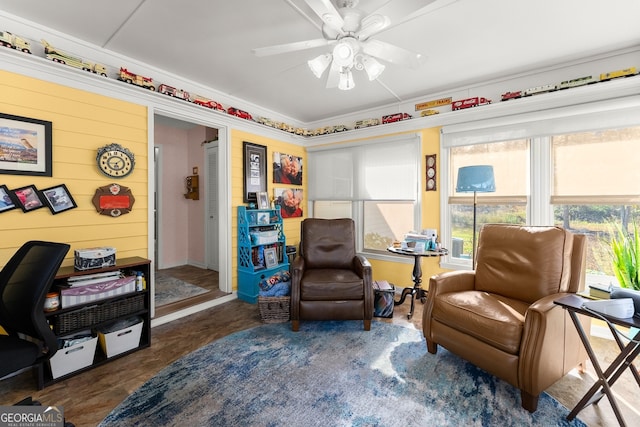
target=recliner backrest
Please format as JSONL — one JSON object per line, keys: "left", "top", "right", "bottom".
{"left": 301, "top": 218, "right": 356, "bottom": 270}
{"left": 474, "top": 225, "right": 573, "bottom": 303}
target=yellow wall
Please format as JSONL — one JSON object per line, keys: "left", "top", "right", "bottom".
{"left": 231, "top": 129, "right": 306, "bottom": 290}
{"left": 0, "top": 70, "right": 148, "bottom": 267}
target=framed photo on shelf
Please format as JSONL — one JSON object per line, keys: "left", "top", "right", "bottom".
{"left": 0, "top": 113, "right": 53, "bottom": 177}
{"left": 243, "top": 141, "right": 267, "bottom": 203}
{"left": 40, "top": 184, "right": 77, "bottom": 214}
{"left": 264, "top": 247, "right": 278, "bottom": 268}
{"left": 0, "top": 185, "right": 17, "bottom": 213}
{"left": 257, "top": 191, "right": 269, "bottom": 209}
{"left": 10, "top": 184, "right": 45, "bottom": 212}
{"left": 256, "top": 211, "right": 270, "bottom": 225}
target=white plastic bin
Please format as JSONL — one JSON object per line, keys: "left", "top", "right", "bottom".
{"left": 49, "top": 336, "right": 98, "bottom": 379}
{"left": 98, "top": 320, "right": 143, "bottom": 357}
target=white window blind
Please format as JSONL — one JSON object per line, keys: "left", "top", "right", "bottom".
{"left": 308, "top": 134, "right": 420, "bottom": 201}
{"left": 551, "top": 126, "right": 640, "bottom": 204}
{"left": 442, "top": 99, "right": 640, "bottom": 147}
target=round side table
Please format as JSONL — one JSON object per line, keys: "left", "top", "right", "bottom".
{"left": 387, "top": 246, "right": 448, "bottom": 319}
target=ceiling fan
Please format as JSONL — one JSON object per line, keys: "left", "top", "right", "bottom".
{"left": 252, "top": 0, "right": 438, "bottom": 90}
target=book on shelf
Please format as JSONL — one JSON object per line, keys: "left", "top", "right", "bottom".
{"left": 64, "top": 270, "right": 122, "bottom": 287}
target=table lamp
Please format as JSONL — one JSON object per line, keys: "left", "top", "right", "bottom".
{"left": 456, "top": 165, "right": 496, "bottom": 267}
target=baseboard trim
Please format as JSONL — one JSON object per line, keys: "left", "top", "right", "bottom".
{"left": 151, "top": 293, "right": 237, "bottom": 327}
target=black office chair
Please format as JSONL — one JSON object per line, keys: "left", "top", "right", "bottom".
{"left": 0, "top": 240, "right": 70, "bottom": 389}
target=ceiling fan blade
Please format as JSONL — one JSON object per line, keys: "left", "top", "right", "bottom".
{"left": 252, "top": 38, "right": 330, "bottom": 57}
{"left": 304, "top": 0, "right": 345, "bottom": 35}
{"left": 362, "top": 39, "right": 426, "bottom": 69}
{"left": 359, "top": 0, "right": 449, "bottom": 38}
{"left": 325, "top": 61, "right": 340, "bottom": 88}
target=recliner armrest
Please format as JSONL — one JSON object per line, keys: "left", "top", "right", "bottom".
{"left": 352, "top": 255, "right": 372, "bottom": 279}
{"left": 423, "top": 271, "right": 476, "bottom": 341}
{"left": 519, "top": 292, "right": 583, "bottom": 396}
{"left": 291, "top": 256, "right": 305, "bottom": 274}
{"left": 428, "top": 270, "right": 476, "bottom": 296}
{"left": 290, "top": 257, "right": 305, "bottom": 321}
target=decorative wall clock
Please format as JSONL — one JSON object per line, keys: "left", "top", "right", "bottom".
{"left": 426, "top": 154, "right": 437, "bottom": 191}
{"left": 96, "top": 143, "right": 135, "bottom": 178}
{"left": 92, "top": 183, "right": 135, "bottom": 217}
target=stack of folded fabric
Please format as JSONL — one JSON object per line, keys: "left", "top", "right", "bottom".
{"left": 258, "top": 270, "right": 291, "bottom": 297}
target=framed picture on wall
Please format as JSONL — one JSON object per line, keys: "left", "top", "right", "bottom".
{"left": 274, "top": 187, "right": 303, "bottom": 218}
{"left": 10, "top": 184, "right": 45, "bottom": 212}
{"left": 40, "top": 184, "right": 77, "bottom": 214}
{"left": 243, "top": 141, "right": 267, "bottom": 203}
{"left": 0, "top": 113, "right": 52, "bottom": 177}
{"left": 0, "top": 185, "right": 17, "bottom": 213}
{"left": 273, "top": 152, "right": 303, "bottom": 185}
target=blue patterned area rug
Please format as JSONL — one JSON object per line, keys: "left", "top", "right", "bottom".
{"left": 99, "top": 322, "right": 585, "bottom": 427}
{"left": 154, "top": 272, "right": 210, "bottom": 307}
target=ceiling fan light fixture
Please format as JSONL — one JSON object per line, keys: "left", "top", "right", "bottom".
{"left": 332, "top": 38, "right": 358, "bottom": 67}
{"left": 362, "top": 55, "right": 385, "bottom": 81}
{"left": 308, "top": 53, "right": 332, "bottom": 78}
{"left": 338, "top": 69, "right": 355, "bottom": 90}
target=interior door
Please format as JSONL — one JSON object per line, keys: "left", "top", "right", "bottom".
{"left": 206, "top": 143, "right": 219, "bottom": 271}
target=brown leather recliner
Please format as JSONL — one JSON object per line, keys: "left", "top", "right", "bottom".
{"left": 291, "top": 218, "right": 373, "bottom": 332}
{"left": 423, "top": 224, "right": 589, "bottom": 412}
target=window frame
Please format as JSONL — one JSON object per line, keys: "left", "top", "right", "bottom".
{"left": 440, "top": 103, "right": 640, "bottom": 271}
{"left": 307, "top": 134, "right": 422, "bottom": 260}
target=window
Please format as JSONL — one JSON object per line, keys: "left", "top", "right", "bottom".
{"left": 442, "top": 104, "right": 640, "bottom": 283}
{"left": 448, "top": 140, "right": 528, "bottom": 261}
{"left": 308, "top": 134, "right": 420, "bottom": 255}
{"left": 551, "top": 127, "right": 640, "bottom": 280}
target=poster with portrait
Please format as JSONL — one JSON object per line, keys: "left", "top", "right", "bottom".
{"left": 273, "top": 152, "right": 303, "bottom": 185}
{"left": 274, "top": 187, "right": 303, "bottom": 218}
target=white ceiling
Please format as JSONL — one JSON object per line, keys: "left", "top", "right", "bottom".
{"left": 1, "top": 0, "right": 639, "bottom": 123}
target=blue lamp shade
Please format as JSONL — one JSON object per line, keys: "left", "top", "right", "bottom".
{"left": 456, "top": 165, "right": 496, "bottom": 193}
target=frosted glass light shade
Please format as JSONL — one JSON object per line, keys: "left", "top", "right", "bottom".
{"left": 308, "top": 54, "right": 332, "bottom": 78}
{"left": 362, "top": 56, "right": 385, "bottom": 81}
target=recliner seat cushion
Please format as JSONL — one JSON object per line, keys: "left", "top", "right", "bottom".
{"left": 300, "top": 269, "right": 363, "bottom": 300}
{"left": 432, "top": 290, "right": 529, "bottom": 355}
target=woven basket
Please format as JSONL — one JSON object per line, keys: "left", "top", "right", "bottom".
{"left": 258, "top": 296, "right": 291, "bottom": 323}
{"left": 53, "top": 294, "right": 145, "bottom": 335}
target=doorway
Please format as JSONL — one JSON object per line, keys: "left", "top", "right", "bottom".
{"left": 152, "top": 114, "right": 232, "bottom": 321}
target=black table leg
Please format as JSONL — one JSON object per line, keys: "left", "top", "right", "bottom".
{"left": 393, "top": 254, "right": 426, "bottom": 319}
